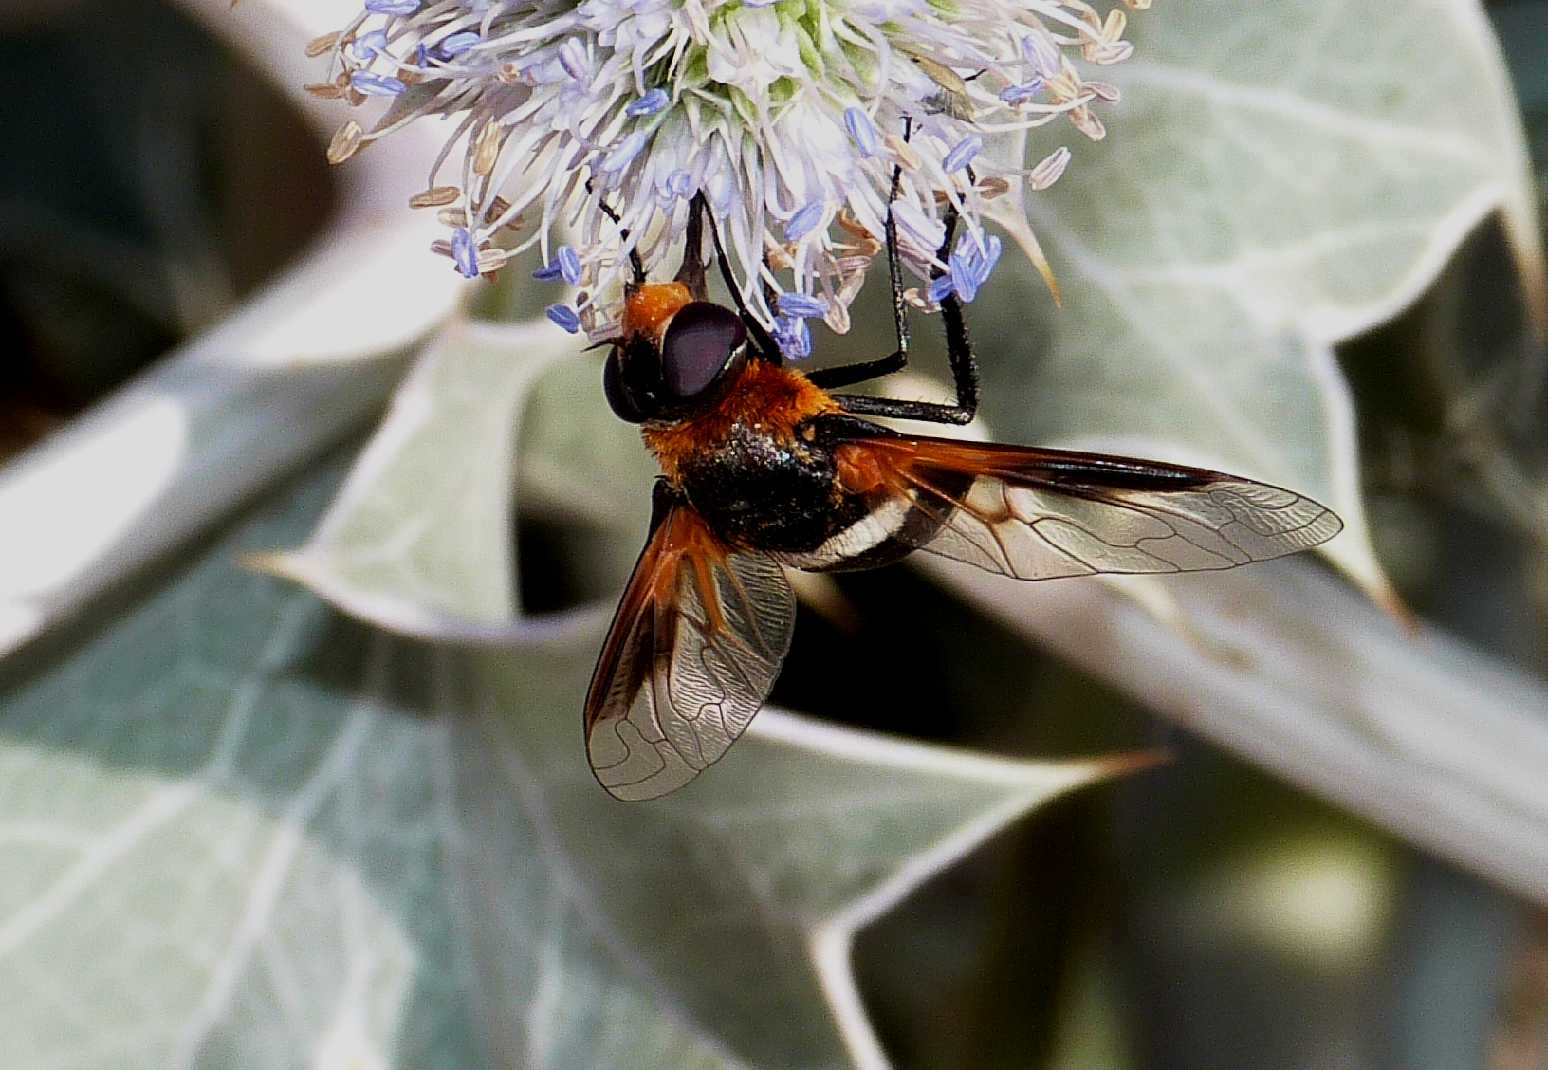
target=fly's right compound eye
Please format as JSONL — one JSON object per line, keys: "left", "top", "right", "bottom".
{"left": 603, "top": 338, "right": 660, "bottom": 423}
{"left": 600, "top": 345, "right": 650, "bottom": 424}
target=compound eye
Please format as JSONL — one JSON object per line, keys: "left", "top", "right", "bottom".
{"left": 660, "top": 303, "right": 747, "bottom": 400}
{"left": 603, "top": 340, "right": 659, "bottom": 423}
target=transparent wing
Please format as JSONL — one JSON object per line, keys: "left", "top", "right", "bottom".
{"left": 584, "top": 498, "right": 795, "bottom": 801}
{"left": 833, "top": 434, "right": 1343, "bottom": 580}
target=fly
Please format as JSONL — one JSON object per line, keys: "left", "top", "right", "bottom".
{"left": 583, "top": 192, "right": 1342, "bottom": 801}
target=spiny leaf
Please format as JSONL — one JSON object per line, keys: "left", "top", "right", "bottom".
{"left": 984, "top": 0, "right": 1544, "bottom": 605}
{"left": 0, "top": 459, "right": 1141, "bottom": 1069}
{"left": 252, "top": 319, "right": 577, "bottom": 640}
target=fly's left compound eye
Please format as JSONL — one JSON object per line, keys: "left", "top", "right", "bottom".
{"left": 659, "top": 302, "right": 747, "bottom": 402}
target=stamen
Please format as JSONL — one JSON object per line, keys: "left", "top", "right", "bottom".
{"left": 438, "top": 31, "right": 480, "bottom": 58}
{"left": 1021, "top": 30, "right": 1065, "bottom": 78}
{"left": 999, "top": 80, "right": 1044, "bottom": 105}
{"left": 599, "top": 130, "right": 647, "bottom": 174}
{"left": 409, "top": 186, "right": 461, "bottom": 209}
{"left": 326, "top": 120, "right": 364, "bottom": 164}
{"left": 546, "top": 304, "right": 582, "bottom": 333}
{"left": 557, "top": 246, "right": 583, "bottom": 284}
{"left": 835, "top": 208, "right": 876, "bottom": 243}
{"left": 945, "top": 232, "right": 1003, "bottom": 303}
{"left": 1028, "top": 147, "right": 1072, "bottom": 191}
{"left": 885, "top": 133, "right": 922, "bottom": 171}
{"left": 777, "top": 292, "right": 827, "bottom": 318}
{"left": 785, "top": 201, "right": 825, "bottom": 242}
{"left": 477, "top": 248, "right": 511, "bottom": 273}
{"left": 942, "top": 135, "right": 982, "bottom": 174}
{"left": 304, "top": 31, "right": 340, "bottom": 58}
{"left": 843, "top": 107, "right": 880, "bottom": 158}
{"left": 665, "top": 170, "right": 694, "bottom": 199}
{"left": 353, "top": 30, "right": 388, "bottom": 61}
{"left": 350, "top": 71, "right": 406, "bottom": 97}
{"left": 772, "top": 315, "right": 813, "bottom": 359}
{"left": 977, "top": 176, "right": 1011, "bottom": 199}
{"left": 627, "top": 88, "right": 670, "bottom": 117}
{"left": 559, "top": 37, "right": 589, "bottom": 81}
{"left": 948, "top": 249, "right": 977, "bottom": 304}
{"left": 451, "top": 228, "right": 480, "bottom": 278}
{"left": 660, "top": 170, "right": 695, "bottom": 202}
{"left": 472, "top": 122, "right": 503, "bottom": 176}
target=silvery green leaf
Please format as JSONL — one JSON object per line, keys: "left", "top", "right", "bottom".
{"left": 0, "top": 0, "right": 464, "bottom": 658}
{"left": 917, "top": 553, "right": 1548, "bottom": 906}
{"left": 254, "top": 320, "right": 578, "bottom": 639}
{"left": 0, "top": 462, "right": 1133, "bottom": 1069}
{"left": 983, "top": 0, "right": 1544, "bottom": 604}
{"left": 518, "top": 351, "right": 656, "bottom": 531}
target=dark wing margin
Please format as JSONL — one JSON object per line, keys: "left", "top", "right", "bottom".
{"left": 832, "top": 434, "right": 1343, "bottom": 580}
{"left": 584, "top": 487, "right": 795, "bottom": 801}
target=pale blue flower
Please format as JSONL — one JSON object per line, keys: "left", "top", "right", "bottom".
{"left": 545, "top": 304, "right": 582, "bottom": 333}
{"left": 312, "top": 0, "right": 1138, "bottom": 333}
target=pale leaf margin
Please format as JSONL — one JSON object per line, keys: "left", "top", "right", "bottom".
{"left": 746, "top": 712, "right": 1165, "bottom": 1070}
{"left": 917, "top": 555, "right": 1548, "bottom": 908}
{"left": 0, "top": 0, "right": 467, "bottom": 658}
{"left": 985, "top": 0, "right": 1547, "bottom": 605}
{"left": 246, "top": 319, "right": 602, "bottom": 643}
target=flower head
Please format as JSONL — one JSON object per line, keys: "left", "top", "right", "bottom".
{"left": 309, "top": 0, "right": 1143, "bottom": 350}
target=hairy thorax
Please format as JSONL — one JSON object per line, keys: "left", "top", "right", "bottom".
{"left": 642, "top": 361, "right": 863, "bottom": 554}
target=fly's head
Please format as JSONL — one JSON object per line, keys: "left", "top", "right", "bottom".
{"left": 604, "top": 294, "right": 749, "bottom": 424}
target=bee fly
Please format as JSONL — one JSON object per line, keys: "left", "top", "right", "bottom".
{"left": 586, "top": 193, "right": 1342, "bottom": 800}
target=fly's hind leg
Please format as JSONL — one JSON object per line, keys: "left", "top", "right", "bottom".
{"left": 828, "top": 200, "right": 980, "bottom": 426}
{"left": 807, "top": 118, "right": 914, "bottom": 393}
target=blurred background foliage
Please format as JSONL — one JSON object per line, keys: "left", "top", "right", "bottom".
{"left": 0, "top": 0, "right": 332, "bottom": 459}
{"left": 5, "top": 1, "right": 1548, "bottom": 1068}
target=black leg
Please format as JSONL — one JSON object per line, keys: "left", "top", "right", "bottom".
{"left": 829, "top": 206, "right": 980, "bottom": 426}
{"left": 694, "top": 192, "right": 783, "bottom": 363}
{"left": 588, "top": 182, "right": 645, "bottom": 284}
{"left": 806, "top": 118, "right": 913, "bottom": 392}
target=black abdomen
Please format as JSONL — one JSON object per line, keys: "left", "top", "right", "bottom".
{"left": 675, "top": 415, "right": 956, "bottom": 572}
{"left": 677, "top": 420, "right": 866, "bottom": 555}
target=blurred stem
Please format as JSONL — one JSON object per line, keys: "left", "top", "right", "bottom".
{"left": 1488, "top": 907, "right": 1548, "bottom": 1070}
{"left": 920, "top": 556, "right": 1548, "bottom": 906}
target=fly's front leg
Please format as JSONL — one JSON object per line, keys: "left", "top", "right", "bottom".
{"left": 674, "top": 192, "right": 709, "bottom": 299}
{"left": 588, "top": 180, "right": 645, "bottom": 284}
{"left": 693, "top": 193, "right": 784, "bottom": 364}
